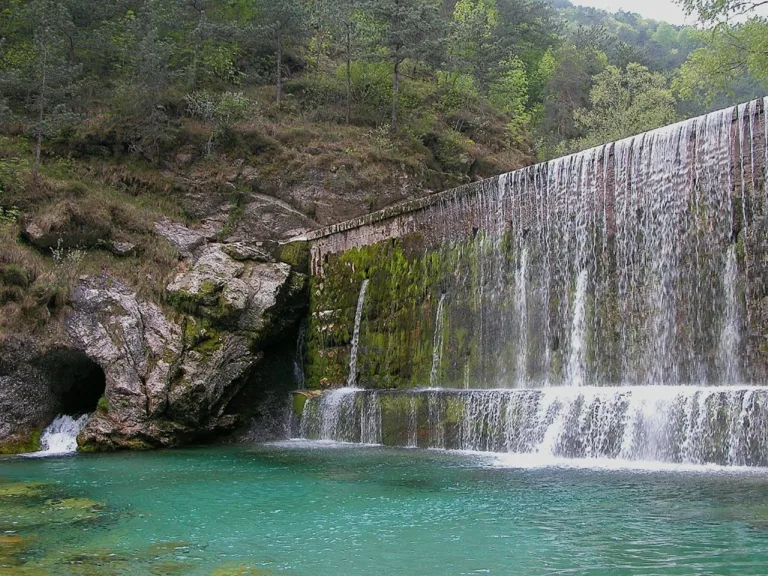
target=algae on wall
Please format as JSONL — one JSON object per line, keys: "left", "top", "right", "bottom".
{"left": 305, "top": 232, "right": 562, "bottom": 389}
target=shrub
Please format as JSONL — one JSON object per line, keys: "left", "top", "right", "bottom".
{"left": 0, "top": 264, "right": 31, "bottom": 288}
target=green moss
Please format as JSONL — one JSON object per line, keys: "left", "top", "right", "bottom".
{"left": 0, "top": 429, "right": 42, "bottom": 455}
{"left": 292, "top": 393, "right": 309, "bottom": 416}
{"left": 278, "top": 241, "right": 310, "bottom": 273}
{"left": 96, "top": 396, "right": 110, "bottom": 413}
{"left": 183, "top": 316, "right": 223, "bottom": 357}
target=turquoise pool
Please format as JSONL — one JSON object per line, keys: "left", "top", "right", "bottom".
{"left": 2, "top": 442, "right": 768, "bottom": 575}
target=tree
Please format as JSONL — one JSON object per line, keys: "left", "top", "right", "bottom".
{"left": 1, "top": 0, "right": 81, "bottom": 177}
{"left": 368, "top": 0, "right": 444, "bottom": 133}
{"left": 449, "top": 0, "right": 502, "bottom": 99}
{"left": 571, "top": 62, "right": 678, "bottom": 150}
{"left": 675, "top": 0, "right": 768, "bottom": 102}
{"left": 319, "top": 0, "right": 367, "bottom": 123}
{"left": 676, "top": 0, "right": 768, "bottom": 24}
{"left": 184, "top": 90, "right": 253, "bottom": 155}
{"left": 536, "top": 31, "right": 608, "bottom": 149}
{"left": 254, "top": 0, "right": 308, "bottom": 104}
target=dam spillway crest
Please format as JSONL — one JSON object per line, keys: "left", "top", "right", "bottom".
{"left": 292, "top": 98, "right": 768, "bottom": 467}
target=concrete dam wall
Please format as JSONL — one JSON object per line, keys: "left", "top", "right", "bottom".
{"left": 299, "top": 98, "right": 768, "bottom": 391}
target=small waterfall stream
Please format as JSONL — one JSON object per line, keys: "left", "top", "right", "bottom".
{"left": 30, "top": 414, "right": 89, "bottom": 457}
{"left": 719, "top": 246, "right": 742, "bottom": 384}
{"left": 567, "top": 270, "right": 588, "bottom": 387}
{"left": 430, "top": 294, "right": 447, "bottom": 387}
{"left": 346, "top": 279, "right": 369, "bottom": 388}
{"left": 515, "top": 248, "right": 528, "bottom": 386}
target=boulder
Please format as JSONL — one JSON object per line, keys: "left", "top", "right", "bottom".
{"left": 103, "top": 240, "right": 137, "bottom": 257}
{"left": 221, "top": 242, "right": 273, "bottom": 262}
{"left": 63, "top": 261, "right": 307, "bottom": 450}
{"left": 153, "top": 218, "right": 206, "bottom": 257}
{"left": 166, "top": 244, "right": 306, "bottom": 343}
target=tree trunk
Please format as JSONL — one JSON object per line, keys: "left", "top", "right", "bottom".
{"left": 345, "top": 28, "right": 352, "bottom": 125}
{"left": 33, "top": 38, "right": 47, "bottom": 180}
{"left": 276, "top": 28, "right": 282, "bottom": 104}
{"left": 191, "top": 8, "right": 206, "bottom": 88}
{"left": 391, "top": 59, "right": 400, "bottom": 134}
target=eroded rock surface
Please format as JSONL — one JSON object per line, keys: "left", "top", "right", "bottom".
{"left": 64, "top": 240, "right": 307, "bottom": 450}
{"left": 154, "top": 218, "right": 206, "bottom": 257}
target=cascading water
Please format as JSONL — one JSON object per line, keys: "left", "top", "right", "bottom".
{"left": 346, "top": 279, "right": 369, "bottom": 388}
{"left": 566, "top": 270, "right": 588, "bottom": 387}
{"left": 299, "top": 387, "right": 768, "bottom": 466}
{"left": 298, "top": 99, "right": 768, "bottom": 467}
{"left": 515, "top": 248, "right": 528, "bottom": 386}
{"left": 30, "top": 414, "right": 89, "bottom": 456}
{"left": 293, "top": 320, "right": 307, "bottom": 388}
{"left": 430, "top": 294, "right": 447, "bottom": 388}
{"left": 719, "top": 246, "right": 742, "bottom": 384}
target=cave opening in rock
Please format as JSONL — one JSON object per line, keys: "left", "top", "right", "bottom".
{"left": 62, "top": 360, "right": 105, "bottom": 416}
{"left": 42, "top": 349, "right": 107, "bottom": 416}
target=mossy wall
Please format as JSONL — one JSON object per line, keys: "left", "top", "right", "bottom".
{"left": 303, "top": 99, "right": 768, "bottom": 390}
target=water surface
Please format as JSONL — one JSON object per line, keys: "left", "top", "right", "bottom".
{"left": 2, "top": 443, "right": 768, "bottom": 575}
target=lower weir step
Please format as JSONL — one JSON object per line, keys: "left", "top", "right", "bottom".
{"left": 292, "top": 387, "right": 768, "bottom": 467}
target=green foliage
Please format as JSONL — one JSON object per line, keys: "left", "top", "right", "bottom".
{"left": 184, "top": 90, "right": 256, "bottom": 154}
{"left": 571, "top": 63, "right": 678, "bottom": 151}
{"left": 675, "top": 20, "right": 768, "bottom": 104}
{"left": 96, "top": 396, "right": 111, "bottom": 413}
{"left": 0, "top": 206, "right": 21, "bottom": 226}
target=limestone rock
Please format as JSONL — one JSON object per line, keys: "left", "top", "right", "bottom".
{"left": 166, "top": 244, "right": 305, "bottom": 342}
{"left": 63, "top": 263, "right": 307, "bottom": 450}
{"left": 154, "top": 218, "right": 205, "bottom": 257}
{"left": 221, "top": 242, "right": 273, "bottom": 262}
{"left": 103, "top": 241, "right": 137, "bottom": 257}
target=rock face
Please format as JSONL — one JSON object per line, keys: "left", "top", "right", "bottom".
{"left": 153, "top": 218, "right": 206, "bottom": 257}
{"left": 64, "top": 240, "right": 307, "bottom": 450}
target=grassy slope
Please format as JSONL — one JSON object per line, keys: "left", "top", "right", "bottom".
{"left": 0, "top": 71, "right": 534, "bottom": 344}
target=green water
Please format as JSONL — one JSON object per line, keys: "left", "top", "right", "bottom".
{"left": 3, "top": 443, "right": 768, "bottom": 575}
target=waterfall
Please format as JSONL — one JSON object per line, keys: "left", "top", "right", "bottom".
{"left": 31, "top": 414, "right": 89, "bottom": 456}
{"left": 515, "top": 248, "right": 528, "bottom": 386}
{"left": 719, "top": 246, "right": 742, "bottom": 384}
{"left": 297, "top": 387, "right": 768, "bottom": 467}
{"left": 301, "top": 99, "right": 768, "bottom": 467}
{"left": 567, "top": 270, "right": 588, "bottom": 387}
{"left": 407, "top": 395, "right": 418, "bottom": 448}
{"left": 430, "top": 294, "right": 447, "bottom": 387}
{"left": 299, "top": 388, "right": 359, "bottom": 441}
{"left": 346, "top": 279, "right": 369, "bottom": 388}
{"left": 294, "top": 320, "right": 307, "bottom": 388}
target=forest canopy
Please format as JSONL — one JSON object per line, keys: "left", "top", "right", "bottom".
{"left": 0, "top": 0, "right": 766, "bottom": 168}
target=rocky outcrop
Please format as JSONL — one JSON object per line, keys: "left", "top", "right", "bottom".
{"left": 153, "top": 218, "right": 206, "bottom": 257}
{"left": 63, "top": 237, "right": 307, "bottom": 450}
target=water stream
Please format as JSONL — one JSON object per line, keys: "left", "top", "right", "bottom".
{"left": 346, "top": 279, "right": 369, "bottom": 388}
{"left": 29, "top": 414, "right": 89, "bottom": 457}
{"left": 429, "top": 294, "right": 447, "bottom": 388}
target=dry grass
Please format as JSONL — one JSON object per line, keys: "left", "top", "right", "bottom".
{"left": 0, "top": 139, "right": 188, "bottom": 340}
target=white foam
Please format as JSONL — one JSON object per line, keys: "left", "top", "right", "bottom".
{"left": 26, "top": 414, "right": 89, "bottom": 457}
{"left": 488, "top": 452, "right": 768, "bottom": 475}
